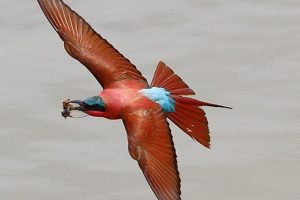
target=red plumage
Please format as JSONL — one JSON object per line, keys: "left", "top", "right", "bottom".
{"left": 38, "top": 1, "right": 231, "bottom": 199}
{"left": 151, "top": 62, "right": 231, "bottom": 148}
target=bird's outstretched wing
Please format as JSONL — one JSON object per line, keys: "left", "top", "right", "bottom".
{"left": 38, "top": 0, "right": 147, "bottom": 88}
{"left": 122, "top": 101, "right": 181, "bottom": 200}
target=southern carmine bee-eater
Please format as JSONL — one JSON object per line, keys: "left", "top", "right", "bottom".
{"left": 37, "top": 0, "right": 231, "bottom": 199}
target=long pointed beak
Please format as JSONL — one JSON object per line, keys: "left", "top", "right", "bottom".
{"left": 69, "top": 100, "right": 83, "bottom": 106}
{"left": 61, "top": 99, "right": 86, "bottom": 118}
{"left": 68, "top": 100, "right": 87, "bottom": 111}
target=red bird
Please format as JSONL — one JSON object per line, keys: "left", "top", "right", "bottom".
{"left": 38, "top": 0, "right": 231, "bottom": 199}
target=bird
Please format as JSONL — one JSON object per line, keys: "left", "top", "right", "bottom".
{"left": 37, "top": 0, "right": 231, "bottom": 199}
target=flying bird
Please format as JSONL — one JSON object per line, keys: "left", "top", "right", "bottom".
{"left": 37, "top": 0, "right": 231, "bottom": 199}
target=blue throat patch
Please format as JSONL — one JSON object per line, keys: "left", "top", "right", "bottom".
{"left": 140, "top": 87, "right": 175, "bottom": 112}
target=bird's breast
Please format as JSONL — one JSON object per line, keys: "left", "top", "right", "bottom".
{"left": 99, "top": 81, "right": 147, "bottom": 119}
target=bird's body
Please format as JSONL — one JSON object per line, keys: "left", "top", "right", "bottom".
{"left": 37, "top": 0, "right": 231, "bottom": 199}
{"left": 91, "top": 80, "right": 147, "bottom": 119}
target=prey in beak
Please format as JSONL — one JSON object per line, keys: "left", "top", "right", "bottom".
{"left": 61, "top": 96, "right": 106, "bottom": 118}
{"left": 61, "top": 99, "right": 86, "bottom": 118}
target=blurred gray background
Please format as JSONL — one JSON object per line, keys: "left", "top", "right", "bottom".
{"left": 0, "top": 0, "right": 299, "bottom": 199}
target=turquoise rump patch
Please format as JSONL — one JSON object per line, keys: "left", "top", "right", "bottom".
{"left": 140, "top": 87, "right": 175, "bottom": 112}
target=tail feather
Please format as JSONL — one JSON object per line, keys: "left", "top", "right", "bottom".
{"left": 175, "top": 101, "right": 207, "bottom": 124}
{"left": 151, "top": 61, "right": 195, "bottom": 96}
{"left": 168, "top": 102, "right": 211, "bottom": 148}
{"left": 174, "top": 96, "right": 232, "bottom": 109}
{"left": 151, "top": 62, "right": 174, "bottom": 86}
{"left": 167, "top": 88, "right": 195, "bottom": 96}
{"left": 151, "top": 61, "right": 231, "bottom": 148}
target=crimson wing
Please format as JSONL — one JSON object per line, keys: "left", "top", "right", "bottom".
{"left": 122, "top": 102, "right": 181, "bottom": 200}
{"left": 38, "top": 0, "right": 146, "bottom": 88}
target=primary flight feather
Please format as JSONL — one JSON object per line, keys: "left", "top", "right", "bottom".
{"left": 37, "top": 0, "right": 231, "bottom": 199}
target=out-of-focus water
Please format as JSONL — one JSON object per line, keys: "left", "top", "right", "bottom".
{"left": 0, "top": 0, "right": 299, "bottom": 199}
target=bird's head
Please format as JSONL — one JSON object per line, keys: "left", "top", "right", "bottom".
{"left": 62, "top": 96, "right": 106, "bottom": 118}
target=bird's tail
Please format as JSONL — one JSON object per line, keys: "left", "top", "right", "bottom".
{"left": 151, "top": 61, "right": 231, "bottom": 148}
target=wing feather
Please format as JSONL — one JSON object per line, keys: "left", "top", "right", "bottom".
{"left": 38, "top": 0, "right": 147, "bottom": 88}
{"left": 122, "top": 102, "right": 181, "bottom": 200}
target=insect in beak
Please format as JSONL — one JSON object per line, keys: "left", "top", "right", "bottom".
{"left": 61, "top": 99, "right": 87, "bottom": 118}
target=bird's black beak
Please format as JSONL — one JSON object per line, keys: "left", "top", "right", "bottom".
{"left": 69, "top": 100, "right": 83, "bottom": 106}
{"left": 61, "top": 99, "right": 86, "bottom": 118}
